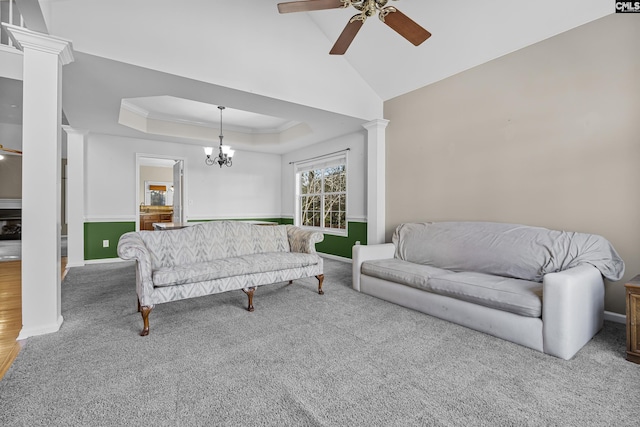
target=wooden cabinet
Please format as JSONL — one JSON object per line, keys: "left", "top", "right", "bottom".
{"left": 626, "top": 275, "right": 640, "bottom": 364}
{"left": 140, "top": 212, "right": 173, "bottom": 231}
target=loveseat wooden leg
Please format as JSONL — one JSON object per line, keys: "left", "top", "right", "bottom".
{"left": 243, "top": 287, "right": 256, "bottom": 312}
{"left": 316, "top": 274, "right": 325, "bottom": 295}
{"left": 140, "top": 306, "right": 152, "bottom": 336}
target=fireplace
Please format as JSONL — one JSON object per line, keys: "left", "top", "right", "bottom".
{"left": 0, "top": 200, "right": 21, "bottom": 240}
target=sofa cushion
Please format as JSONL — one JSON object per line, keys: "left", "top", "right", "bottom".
{"left": 153, "top": 252, "right": 319, "bottom": 287}
{"left": 140, "top": 221, "right": 291, "bottom": 270}
{"left": 427, "top": 272, "right": 543, "bottom": 318}
{"left": 392, "top": 222, "right": 624, "bottom": 282}
{"left": 361, "top": 259, "right": 450, "bottom": 291}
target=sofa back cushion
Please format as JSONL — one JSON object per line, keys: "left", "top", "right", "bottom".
{"left": 140, "top": 221, "right": 290, "bottom": 270}
{"left": 392, "top": 222, "right": 624, "bottom": 282}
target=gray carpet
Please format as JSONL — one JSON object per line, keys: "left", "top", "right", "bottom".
{"left": 1, "top": 259, "right": 638, "bottom": 426}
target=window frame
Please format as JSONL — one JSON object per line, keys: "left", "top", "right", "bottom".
{"left": 144, "top": 180, "right": 173, "bottom": 206}
{"left": 294, "top": 152, "right": 348, "bottom": 236}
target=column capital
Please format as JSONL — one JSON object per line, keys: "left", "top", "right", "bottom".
{"left": 362, "top": 119, "right": 390, "bottom": 131}
{"left": 2, "top": 24, "right": 74, "bottom": 65}
{"left": 62, "top": 126, "right": 89, "bottom": 136}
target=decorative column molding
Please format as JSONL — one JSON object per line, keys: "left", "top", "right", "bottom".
{"left": 363, "top": 118, "right": 389, "bottom": 245}
{"left": 4, "top": 24, "right": 75, "bottom": 339}
{"left": 3, "top": 24, "right": 74, "bottom": 65}
{"left": 63, "top": 126, "right": 87, "bottom": 268}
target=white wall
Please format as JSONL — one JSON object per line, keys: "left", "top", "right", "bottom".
{"left": 281, "top": 131, "right": 367, "bottom": 223}
{"left": 384, "top": 14, "right": 640, "bottom": 314}
{"left": 0, "top": 45, "right": 23, "bottom": 80}
{"left": 42, "top": 1, "right": 382, "bottom": 121}
{"left": 85, "top": 133, "right": 282, "bottom": 222}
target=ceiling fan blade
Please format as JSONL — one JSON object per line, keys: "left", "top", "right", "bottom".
{"left": 0, "top": 145, "right": 22, "bottom": 155}
{"left": 329, "top": 18, "right": 364, "bottom": 55}
{"left": 278, "top": 0, "right": 344, "bottom": 14}
{"left": 382, "top": 8, "right": 431, "bottom": 46}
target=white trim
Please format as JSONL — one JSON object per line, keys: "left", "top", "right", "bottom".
{"left": 17, "top": 315, "right": 63, "bottom": 339}
{"left": 120, "top": 99, "right": 300, "bottom": 135}
{"left": 347, "top": 216, "right": 366, "bottom": 223}
{"left": 0, "top": 199, "right": 21, "bottom": 209}
{"left": 136, "top": 153, "right": 187, "bottom": 232}
{"left": 604, "top": 310, "right": 626, "bottom": 324}
{"left": 294, "top": 151, "right": 348, "bottom": 234}
{"left": 319, "top": 253, "right": 352, "bottom": 263}
{"left": 65, "top": 261, "right": 85, "bottom": 268}
{"left": 279, "top": 214, "right": 366, "bottom": 223}
{"left": 0, "top": 43, "right": 23, "bottom": 56}
{"left": 84, "top": 215, "right": 136, "bottom": 222}
{"left": 363, "top": 118, "right": 389, "bottom": 245}
{"left": 3, "top": 24, "right": 74, "bottom": 64}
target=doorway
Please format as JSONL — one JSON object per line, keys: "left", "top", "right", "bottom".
{"left": 136, "top": 155, "right": 186, "bottom": 231}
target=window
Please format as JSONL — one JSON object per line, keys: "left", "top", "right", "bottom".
{"left": 144, "top": 181, "right": 173, "bottom": 206}
{"left": 295, "top": 153, "right": 347, "bottom": 234}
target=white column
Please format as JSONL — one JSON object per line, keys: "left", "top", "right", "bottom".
{"left": 63, "top": 126, "right": 87, "bottom": 268}
{"left": 363, "top": 119, "right": 389, "bottom": 245}
{"left": 4, "top": 24, "right": 74, "bottom": 338}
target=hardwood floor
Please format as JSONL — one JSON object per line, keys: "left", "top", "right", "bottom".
{"left": 0, "top": 258, "right": 67, "bottom": 380}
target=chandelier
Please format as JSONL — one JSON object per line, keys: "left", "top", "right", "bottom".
{"left": 204, "top": 106, "right": 234, "bottom": 167}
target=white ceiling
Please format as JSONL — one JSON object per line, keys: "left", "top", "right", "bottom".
{"left": 1, "top": 0, "right": 613, "bottom": 154}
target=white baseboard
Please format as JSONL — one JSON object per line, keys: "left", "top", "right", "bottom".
{"left": 319, "top": 253, "right": 352, "bottom": 263}
{"left": 65, "top": 261, "right": 85, "bottom": 268}
{"left": 604, "top": 310, "right": 626, "bottom": 324}
{"left": 17, "top": 315, "right": 63, "bottom": 339}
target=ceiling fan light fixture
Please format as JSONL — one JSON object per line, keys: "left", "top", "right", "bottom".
{"left": 278, "top": 0, "right": 430, "bottom": 55}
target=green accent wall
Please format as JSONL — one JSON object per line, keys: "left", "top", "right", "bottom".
{"left": 316, "top": 221, "right": 367, "bottom": 259}
{"left": 83, "top": 219, "right": 366, "bottom": 260}
{"left": 84, "top": 222, "right": 135, "bottom": 260}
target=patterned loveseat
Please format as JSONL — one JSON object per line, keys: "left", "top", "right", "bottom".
{"left": 117, "top": 221, "right": 324, "bottom": 335}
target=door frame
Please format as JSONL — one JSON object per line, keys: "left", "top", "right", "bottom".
{"left": 135, "top": 153, "right": 187, "bottom": 231}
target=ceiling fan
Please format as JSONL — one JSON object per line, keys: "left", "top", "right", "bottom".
{"left": 277, "top": 0, "right": 431, "bottom": 55}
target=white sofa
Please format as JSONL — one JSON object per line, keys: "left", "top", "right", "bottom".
{"left": 353, "top": 222, "right": 625, "bottom": 360}
{"left": 117, "top": 221, "right": 324, "bottom": 336}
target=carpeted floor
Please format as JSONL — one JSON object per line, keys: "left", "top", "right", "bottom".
{"left": 1, "top": 258, "right": 639, "bottom": 426}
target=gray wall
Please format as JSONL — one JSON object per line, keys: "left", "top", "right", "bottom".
{"left": 384, "top": 14, "right": 640, "bottom": 314}
{"left": 0, "top": 154, "right": 21, "bottom": 199}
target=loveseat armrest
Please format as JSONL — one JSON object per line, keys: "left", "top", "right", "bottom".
{"left": 286, "top": 225, "right": 324, "bottom": 254}
{"left": 117, "top": 232, "right": 155, "bottom": 306}
{"left": 542, "top": 264, "right": 605, "bottom": 360}
{"left": 352, "top": 243, "right": 396, "bottom": 292}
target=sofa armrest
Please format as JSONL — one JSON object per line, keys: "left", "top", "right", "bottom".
{"left": 117, "top": 232, "right": 155, "bottom": 306}
{"left": 352, "top": 243, "right": 396, "bottom": 292}
{"left": 542, "top": 264, "right": 605, "bottom": 360}
{"left": 286, "top": 225, "right": 324, "bottom": 254}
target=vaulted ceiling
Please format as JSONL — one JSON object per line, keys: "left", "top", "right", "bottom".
{"left": 2, "top": 0, "right": 613, "bottom": 154}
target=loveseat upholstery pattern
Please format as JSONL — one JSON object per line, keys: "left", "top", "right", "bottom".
{"left": 118, "top": 221, "right": 324, "bottom": 335}
{"left": 353, "top": 222, "right": 625, "bottom": 360}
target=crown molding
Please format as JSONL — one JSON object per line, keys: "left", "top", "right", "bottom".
{"left": 2, "top": 23, "right": 74, "bottom": 65}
